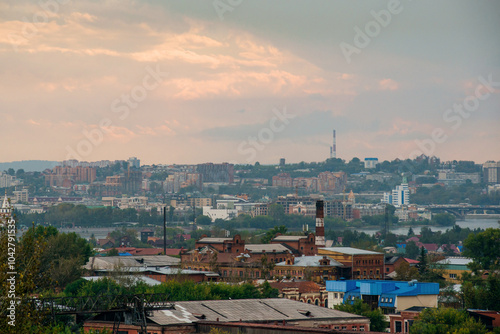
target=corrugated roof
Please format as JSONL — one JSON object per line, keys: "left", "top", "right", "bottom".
{"left": 275, "top": 256, "right": 344, "bottom": 267}
{"left": 319, "top": 247, "right": 382, "bottom": 255}
{"left": 272, "top": 235, "right": 308, "bottom": 241}
{"left": 245, "top": 244, "right": 291, "bottom": 253}
{"left": 437, "top": 257, "right": 473, "bottom": 266}
{"left": 149, "top": 298, "right": 366, "bottom": 326}
{"left": 83, "top": 275, "right": 161, "bottom": 286}
{"left": 198, "top": 237, "right": 232, "bottom": 243}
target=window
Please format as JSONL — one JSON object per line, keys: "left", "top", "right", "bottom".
{"left": 256, "top": 271, "right": 260, "bottom": 278}
{"left": 334, "top": 293, "right": 338, "bottom": 299}
{"left": 386, "top": 267, "right": 389, "bottom": 272}
{"left": 389, "top": 298, "right": 393, "bottom": 303}
{"left": 370, "top": 270, "right": 373, "bottom": 275}
{"left": 449, "top": 273, "right": 457, "bottom": 279}
{"left": 340, "top": 293, "right": 344, "bottom": 298}
{"left": 239, "top": 271, "right": 243, "bottom": 277}
{"left": 352, "top": 326, "right": 357, "bottom": 331}
{"left": 315, "top": 299, "right": 319, "bottom": 305}
{"left": 395, "top": 321, "right": 402, "bottom": 333}
{"left": 334, "top": 326, "right": 340, "bottom": 330}
{"left": 360, "top": 326, "right": 365, "bottom": 331}
{"left": 342, "top": 326, "right": 347, "bottom": 330}
{"left": 223, "top": 270, "right": 227, "bottom": 276}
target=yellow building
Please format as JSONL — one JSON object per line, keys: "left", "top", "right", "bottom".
{"left": 437, "top": 257, "right": 473, "bottom": 283}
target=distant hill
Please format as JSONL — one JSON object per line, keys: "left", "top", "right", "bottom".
{"left": 0, "top": 160, "right": 59, "bottom": 172}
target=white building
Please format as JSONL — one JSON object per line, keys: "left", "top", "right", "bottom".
{"left": 392, "top": 183, "right": 410, "bottom": 206}
{"left": 202, "top": 206, "right": 238, "bottom": 222}
{"left": 364, "top": 158, "right": 379, "bottom": 169}
{"left": 382, "top": 179, "right": 409, "bottom": 207}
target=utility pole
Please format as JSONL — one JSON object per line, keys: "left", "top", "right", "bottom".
{"left": 163, "top": 206, "right": 167, "bottom": 255}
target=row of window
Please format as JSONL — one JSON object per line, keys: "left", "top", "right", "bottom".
{"left": 355, "top": 259, "right": 382, "bottom": 265}
{"left": 333, "top": 325, "right": 365, "bottom": 331}
{"left": 380, "top": 297, "right": 393, "bottom": 303}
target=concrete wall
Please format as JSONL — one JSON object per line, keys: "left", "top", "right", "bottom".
{"left": 396, "top": 295, "right": 437, "bottom": 311}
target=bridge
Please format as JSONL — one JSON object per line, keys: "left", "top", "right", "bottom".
{"left": 424, "top": 205, "right": 500, "bottom": 219}
{"left": 5, "top": 293, "right": 174, "bottom": 334}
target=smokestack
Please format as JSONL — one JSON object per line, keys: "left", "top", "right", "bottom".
{"left": 332, "top": 130, "right": 336, "bottom": 159}
{"left": 315, "top": 200, "right": 325, "bottom": 247}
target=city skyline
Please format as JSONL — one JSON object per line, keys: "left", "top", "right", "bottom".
{"left": 1, "top": 1, "right": 499, "bottom": 165}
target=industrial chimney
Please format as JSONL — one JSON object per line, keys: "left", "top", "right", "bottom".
{"left": 315, "top": 200, "right": 325, "bottom": 247}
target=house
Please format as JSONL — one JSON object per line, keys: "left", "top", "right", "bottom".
{"left": 83, "top": 298, "right": 372, "bottom": 333}
{"left": 274, "top": 255, "right": 346, "bottom": 284}
{"left": 388, "top": 306, "right": 429, "bottom": 333}
{"left": 271, "top": 233, "right": 317, "bottom": 256}
{"left": 467, "top": 310, "right": 500, "bottom": 331}
{"left": 436, "top": 257, "right": 473, "bottom": 283}
{"left": 385, "top": 256, "right": 419, "bottom": 277}
{"left": 318, "top": 247, "right": 385, "bottom": 280}
{"left": 97, "top": 238, "right": 115, "bottom": 249}
{"left": 269, "top": 281, "right": 329, "bottom": 307}
{"left": 325, "top": 280, "right": 439, "bottom": 314}
{"left": 140, "top": 228, "right": 155, "bottom": 243}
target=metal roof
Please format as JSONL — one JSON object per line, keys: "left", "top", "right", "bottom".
{"left": 84, "top": 255, "right": 180, "bottom": 270}
{"left": 437, "top": 257, "right": 473, "bottom": 266}
{"left": 272, "top": 235, "right": 308, "bottom": 241}
{"left": 83, "top": 275, "right": 162, "bottom": 286}
{"left": 148, "top": 298, "right": 367, "bottom": 326}
{"left": 198, "top": 237, "right": 232, "bottom": 243}
{"left": 275, "top": 256, "right": 344, "bottom": 267}
{"left": 245, "top": 244, "right": 291, "bottom": 253}
{"left": 319, "top": 247, "right": 382, "bottom": 255}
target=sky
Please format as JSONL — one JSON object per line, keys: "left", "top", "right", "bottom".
{"left": 0, "top": 0, "right": 499, "bottom": 165}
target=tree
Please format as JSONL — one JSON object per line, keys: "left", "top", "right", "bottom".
{"left": 408, "top": 226, "right": 415, "bottom": 237}
{"left": 410, "top": 308, "right": 488, "bottom": 334}
{"left": 463, "top": 228, "right": 500, "bottom": 271}
{"left": 0, "top": 221, "right": 51, "bottom": 332}
{"left": 195, "top": 215, "right": 212, "bottom": 225}
{"left": 261, "top": 225, "right": 287, "bottom": 244}
{"left": 268, "top": 204, "right": 285, "bottom": 223}
{"left": 260, "top": 281, "right": 279, "bottom": 298}
{"left": 395, "top": 261, "right": 420, "bottom": 281}
{"left": 107, "top": 248, "right": 119, "bottom": 256}
{"left": 405, "top": 240, "right": 420, "bottom": 259}
{"left": 417, "top": 247, "right": 428, "bottom": 276}
{"left": 334, "top": 299, "right": 386, "bottom": 332}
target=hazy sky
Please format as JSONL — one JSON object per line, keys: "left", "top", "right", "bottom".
{"left": 1, "top": 0, "right": 499, "bottom": 165}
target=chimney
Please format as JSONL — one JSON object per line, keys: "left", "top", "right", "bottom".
{"left": 315, "top": 200, "right": 325, "bottom": 248}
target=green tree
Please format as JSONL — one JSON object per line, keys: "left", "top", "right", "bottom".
{"left": 411, "top": 307, "right": 488, "bottom": 334}
{"left": 260, "top": 281, "right": 279, "bottom": 298}
{"left": 395, "top": 261, "right": 420, "bottom": 281}
{"left": 107, "top": 248, "right": 119, "bottom": 256}
{"left": 334, "top": 299, "right": 386, "bottom": 332}
{"left": 195, "top": 215, "right": 212, "bottom": 225}
{"left": 0, "top": 221, "right": 51, "bottom": 332}
{"left": 261, "top": 225, "right": 287, "bottom": 244}
{"left": 463, "top": 228, "right": 500, "bottom": 271}
{"left": 405, "top": 240, "right": 420, "bottom": 259}
{"left": 417, "top": 246, "right": 428, "bottom": 276}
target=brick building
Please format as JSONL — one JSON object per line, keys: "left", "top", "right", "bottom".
{"left": 318, "top": 247, "right": 385, "bottom": 280}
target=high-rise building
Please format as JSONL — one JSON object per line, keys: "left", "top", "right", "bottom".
{"left": 382, "top": 178, "right": 409, "bottom": 207}
{"left": 196, "top": 163, "right": 234, "bottom": 184}
{"left": 483, "top": 161, "right": 500, "bottom": 184}
{"left": 128, "top": 157, "right": 141, "bottom": 169}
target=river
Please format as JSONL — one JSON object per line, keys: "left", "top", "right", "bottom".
{"left": 358, "top": 217, "right": 499, "bottom": 236}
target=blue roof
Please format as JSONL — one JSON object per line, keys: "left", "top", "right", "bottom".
{"left": 326, "top": 280, "right": 439, "bottom": 297}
